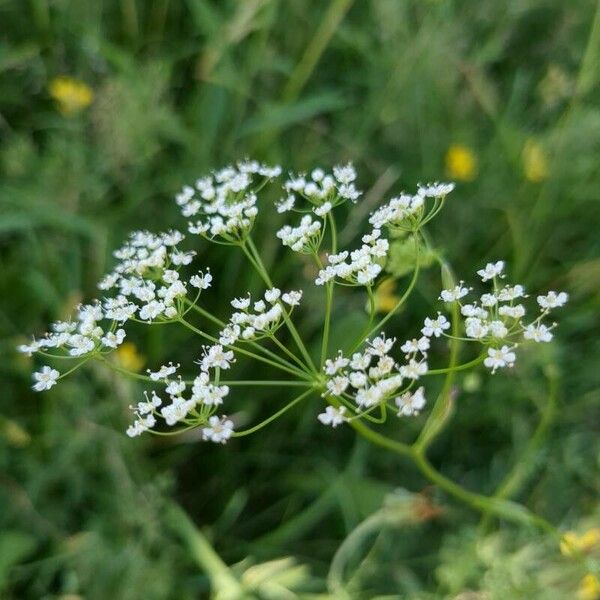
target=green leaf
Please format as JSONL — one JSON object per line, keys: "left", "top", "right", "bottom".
{"left": 386, "top": 237, "right": 435, "bottom": 278}
{"left": 0, "top": 531, "right": 37, "bottom": 591}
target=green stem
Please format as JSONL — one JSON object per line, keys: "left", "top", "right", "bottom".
{"left": 178, "top": 318, "right": 312, "bottom": 380}
{"left": 222, "top": 380, "right": 314, "bottom": 387}
{"left": 320, "top": 282, "right": 334, "bottom": 367}
{"left": 360, "top": 234, "right": 420, "bottom": 345}
{"left": 347, "top": 415, "right": 558, "bottom": 537}
{"left": 57, "top": 356, "right": 92, "bottom": 379}
{"left": 185, "top": 299, "right": 309, "bottom": 375}
{"left": 348, "top": 285, "right": 376, "bottom": 353}
{"left": 479, "top": 368, "right": 559, "bottom": 531}
{"left": 328, "top": 211, "right": 338, "bottom": 253}
{"left": 410, "top": 450, "right": 557, "bottom": 536}
{"left": 425, "top": 354, "right": 485, "bottom": 375}
{"left": 412, "top": 245, "right": 463, "bottom": 453}
{"left": 243, "top": 238, "right": 317, "bottom": 373}
{"left": 97, "top": 355, "right": 153, "bottom": 382}
{"left": 233, "top": 389, "right": 314, "bottom": 437}
{"left": 270, "top": 335, "right": 311, "bottom": 373}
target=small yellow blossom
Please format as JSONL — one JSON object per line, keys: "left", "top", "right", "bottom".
{"left": 561, "top": 528, "right": 600, "bottom": 556}
{"left": 522, "top": 139, "right": 549, "bottom": 182}
{"left": 445, "top": 144, "right": 477, "bottom": 181}
{"left": 578, "top": 574, "right": 600, "bottom": 600}
{"left": 374, "top": 278, "right": 400, "bottom": 313}
{"left": 48, "top": 76, "right": 94, "bottom": 115}
{"left": 115, "top": 342, "right": 145, "bottom": 373}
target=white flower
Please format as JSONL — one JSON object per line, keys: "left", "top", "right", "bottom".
{"left": 349, "top": 371, "right": 368, "bottom": 388}
{"left": 265, "top": 288, "right": 281, "bottom": 303}
{"left": 161, "top": 397, "right": 196, "bottom": 426}
{"left": 165, "top": 378, "right": 186, "bottom": 397}
{"left": 421, "top": 314, "right": 450, "bottom": 337}
{"left": 32, "top": 366, "right": 60, "bottom": 391}
{"left": 338, "top": 183, "right": 361, "bottom": 201}
{"left": 498, "top": 285, "right": 525, "bottom": 301}
{"left": 68, "top": 334, "right": 95, "bottom": 356}
{"left": 314, "top": 202, "right": 332, "bottom": 217}
{"left": 465, "top": 318, "right": 488, "bottom": 339}
{"left": 400, "top": 336, "right": 430, "bottom": 355}
{"left": 202, "top": 415, "right": 234, "bottom": 443}
{"left": 190, "top": 270, "right": 212, "bottom": 290}
{"left": 367, "top": 334, "right": 396, "bottom": 356}
{"left": 126, "top": 414, "right": 156, "bottom": 437}
{"left": 396, "top": 387, "right": 426, "bottom": 416}
{"left": 488, "top": 320, "right": 508, "bottom": 338}
{"left": 201, "top": 345, "right": 235, "bottom": 370}
{"left": 139, "top": 300, "right": 166, "bottom": 321}
{"left": 101, "top": 328, "right": 126, "bottom": 349}
{"left": 231, "top": 296, "right": 251, "bottom": 310}
{"left": 282, "top": 290, "right": 302, "bottom": 306}
{"left": 333, "top": 163, "right": 356, "bottom": 184}
{"left": 440, "top": 283, "right": 470, "bottom": 302}
{"left": 315, "top": 230, "right": 387, "bottom": 287}
{"left": 480, "top": 293, "right": 498, "bottom": 307}
{"left": 524, "top": 323, "right": 553, "bottom": 342}
{"left": 484, "top": 345, "right": 516, "bottom": 373}
{"left": 277, "top": 215, "right": 322, "bottom": 254}
{"left": 148, "top": 362, "right": 179, "bottom": 381}
{"left": 326, "top": 376, "right": 349, "bottom": 396}
{"left": 318, "top": 405, "right": 348, "bottom": 427}
{"left": 537, "top": 291, "right": 568, "bottom": 310}
{"left": 477, "top": 261, "right": 505, "bottom": 282}
{"left": 350, "top": 352, "right": 372, "bottom": 371}
{"left": 461, "top": 304, "right": 488, "bottom": 319}
{"left": 417, "top": 182, "right": 455, "bottom": 197}
{"left": 498, "top": 304, "right": 526, "bottom": 319}
{"left": 171, "top": 250, "right": 196, "bottom": 266}
{"left": 276, "top": 194, "right": 295, "bottom": 213}
{"left": 400, "top": 359, "right": 428, "bottom": 380}
{"left": 324, "top": 352, "right": 350, "bottom": 376}
{"left": 18, "top": 340, "right": 42, "bottom": 356}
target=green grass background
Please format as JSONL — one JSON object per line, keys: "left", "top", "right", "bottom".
{"left": 1, "top": 0, "right": 599, "bottom": 598}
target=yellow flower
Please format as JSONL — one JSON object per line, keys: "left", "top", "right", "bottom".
{"left": 522, "top": 139, "right": 549, "bottom": 182}
{"left": 578, "top": 574, "right": 600, "bottom": 600}
{"left": 48, "top": 76, "right": 94, "bottom": 115}
{"left": 445, "top": 144, "right": 477, "bottom": 181}
{"left": 374, "top": 278, "right": 400, "bottom": 313}
{"left": 561, "top": 528, "right": 600, "bottom": 556}
{"left": 114, "top": 342, "right": 145, "bottom": 373}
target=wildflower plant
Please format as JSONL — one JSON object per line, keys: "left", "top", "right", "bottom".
{"left": 20, "top": 160, "right": 571, "bottom": 534}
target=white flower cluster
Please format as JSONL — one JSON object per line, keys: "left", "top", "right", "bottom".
{"left": 277, "top": 163, "right": 361, "bottom": 215}
{"left": 19, "top": 229, "right": 212, "bottom": 391}
{"left": 127, "top": 343, "right": 235, "bottom": 441}
{"left": 315, "top": 229, "right": 389, "bottom": 286}
{"left": 422, "top": 260, "right": 568, "bottom": 373}
{"left": 176, "top": 160, "right": 281, "bottom": 243}
{"left": 369, "top": 182, "right": 454, "bottom": 231}
{"left": 276, "top": 215, "right": 322, "bottom": 254}
{"left": 218, "top": 288, "right": 303, "bottom": 344}
{"left": 317, "top": 333, "right": 429, "bottom": 426}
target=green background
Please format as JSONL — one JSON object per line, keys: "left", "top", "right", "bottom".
{"left": 1, "top": 1, "right": 599, "bottom": 598}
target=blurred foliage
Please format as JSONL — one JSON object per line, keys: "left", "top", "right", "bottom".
{"left": 1, "top": 0, "right": 599, "bottom": 597}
